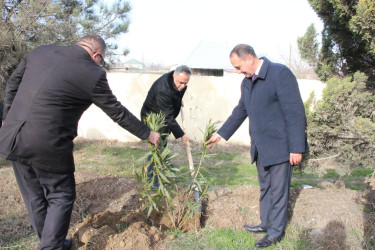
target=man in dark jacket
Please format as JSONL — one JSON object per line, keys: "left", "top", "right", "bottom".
{"left": 0, "top": 35, "right": 160, "bottom": 249}
{"left": 141, "top": 65, "right": 191, "bottom": 187}
{"left": 206, "top": 44, "right": 308, "bottom": 248}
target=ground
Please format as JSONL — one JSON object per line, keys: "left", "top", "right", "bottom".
{"left": 65, "top": 172, "right": 375, "bottom": 249}
{"left": 1, "top": 141, "right": 374, "bottom": 249}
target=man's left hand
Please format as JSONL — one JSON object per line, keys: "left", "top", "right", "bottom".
{"left": 290, "top": 153, "right": 302, "bottom": 165}
{"left": 148, "top": 131, "right": 160, "bottom": 147}
{"left": 181, "top": 134, "right": 190, "bottom": 145}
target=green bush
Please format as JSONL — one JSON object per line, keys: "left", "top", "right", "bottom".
{"left": 305, "top": 72, "right": 375, "bottom": 173}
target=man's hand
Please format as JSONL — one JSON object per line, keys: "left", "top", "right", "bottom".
{"left": 181, "top": 134, "right": 190, "bottom": 145}
{"left": 205, "top": 133, "right": 222, "bottom": 148}
{"left": 148, "top": 131, "right": 160, "bottom": 147}
{"left": 290, "top": 153, "right": 302, "bottom": 165}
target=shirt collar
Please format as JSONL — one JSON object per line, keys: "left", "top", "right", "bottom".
{"left": 255, "top": 59, "right": 264, "bottom": 75}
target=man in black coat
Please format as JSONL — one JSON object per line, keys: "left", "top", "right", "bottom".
{"left": 0, "top": 35, "right": 160, "bottom": 249}
{"left": 141, "top": 65, "right": 191, "bottom": 187}
{"left": 206, "top": 44, "right": 308, "bottom": 248}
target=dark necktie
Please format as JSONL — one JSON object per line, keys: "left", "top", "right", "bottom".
{"left": 252, "top": 74, "right": 258, "bottom": 82}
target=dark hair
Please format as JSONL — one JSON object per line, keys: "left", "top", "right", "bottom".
{"left": 230, "top": 44, "right": 257, "bottom": 58}
{"left": 79, "top": 35, "right": 107, "bottom": 53}
{"left": 174, "top": 65, "right": 192, "bottom": 75}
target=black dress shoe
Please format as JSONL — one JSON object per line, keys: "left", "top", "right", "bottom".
{"left": 63, "top": 239, "right": 72, "bottom": 250}
{"left": 255, "top": 233, "right": 284, "bottom": 248}
{"left": 244, "top": 224, "right": 267, "bottom": 233}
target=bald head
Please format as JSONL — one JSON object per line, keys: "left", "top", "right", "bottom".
{"left": 230, "top": 44, "right": 257, "bottom": 59}
{"left": 78, "top": 35, "right": 106, "bottom": 56}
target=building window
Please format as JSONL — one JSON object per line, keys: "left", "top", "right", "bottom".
{"left": 192, "top": 69, "right": 223, "bottom": 77}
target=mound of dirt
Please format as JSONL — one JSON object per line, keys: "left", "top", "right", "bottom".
{"left": 69, "top": 173, "right": 200, "bottom": 249}
{"left": 68, "top": 172, "right": 373, "bottom": 249}
{"left": 70, "top": 208, "right": 173, "bottom": 249}
{"left": 105, "top": 222, "right": 172, "bottom": 250}
{"left": 203, "top": 185, "right": 261, "bottom": 230}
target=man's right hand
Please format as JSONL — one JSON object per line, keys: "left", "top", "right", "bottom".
{"left": 181, "top": 134, "right": 190, "bottom": 145}
{"left": 148, "top": 131, "right": 160, "bottom": 147}
{"left": 205, "top": 133, "right": 222, "bottom": 148}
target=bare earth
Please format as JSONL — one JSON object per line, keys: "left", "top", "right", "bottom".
{"left": 65, "top": 172, "right": 375, "bottom": 249}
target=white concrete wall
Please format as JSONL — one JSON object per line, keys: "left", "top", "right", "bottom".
{"left": 77, "top": 72, "right": 325, "bottom": 145}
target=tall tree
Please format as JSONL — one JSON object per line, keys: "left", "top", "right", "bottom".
{"left": 1, "top": 0, "right": 131, "bottom": 99}
{"left": 297, "top": 24, "right": 319, "bottom": 68}
{"left": 301, "top": 0, "right": 375, "bottom": 87}
{"left": 297, "top": 24, "right": 339, "bottom": 81}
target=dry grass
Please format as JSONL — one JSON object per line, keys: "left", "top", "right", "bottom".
{"left": 0, "top": 165, "right": 39, "bottom": 248}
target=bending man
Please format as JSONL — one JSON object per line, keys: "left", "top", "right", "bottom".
{"left": 141, "top": 65, "right": 191, "bottom": 188}
{"left": 0, "top": 35, "right": 159, "bottom": 249}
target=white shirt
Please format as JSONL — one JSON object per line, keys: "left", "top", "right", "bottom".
{"left": 254, "top": 59, "right": 264, "bottom": 76}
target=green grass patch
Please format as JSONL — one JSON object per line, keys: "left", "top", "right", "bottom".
{"left": 0, "top": 158, "right": 10, "bottom": 166}
{"left": 167, "top": 227, "right": 312, "bottom": 249}
{"left": 74, "top": 142, "right": 148, "bottom": 176}
{"left": 291, "top": 171, "right": 320, "bottom": 188}
{"left": 350, "top": 168, "right": 374, "bottom": 177}
{"left": 176, "top": 150, "right": 258, "bottom": 187}
{"left": 290, "top": 180, "right": 317, "bottom": 188}
{"left": 291, "top": 168, "right": 370, "bottom": 190}
{"left": 342, "top": 168, "right": 374, "bottom": 190}
{"left": 345, "top": 185, "right": 362, "bottom": 190}
{"left": 166, "top": 228, "right": 185, "bottom": 237}
{"left": 166, "top": 228, "right": 257, "bottom": 249}
{"left": 1, "top": 234, "right": 39, "bottom": 249}
{"left": 101, "top": 147, "right": 145, "bottom": 158}
{"left": 292, "top": 171, "right": 317, "bottom": 179}
{"left": 73, "top": 141, "right": 372, "bottom": 191}
{"left": 323, "top": 169, "right": 340, "bottom": 179}
{"left": 116, "top": 222, "right": 128, "bottom": 231}
{"left": 204, "top": 163, "right": 258, "bottom": 186}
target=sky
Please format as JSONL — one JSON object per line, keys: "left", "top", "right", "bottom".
{"left": 116, "top": 0, "right": 324, "bottom": 66}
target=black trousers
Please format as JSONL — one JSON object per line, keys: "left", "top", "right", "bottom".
{"left": 12, "top": 161, "right": 76, "bottom": 250}
{"left": 256, "top": 160, "right": 292, "bottom": 238}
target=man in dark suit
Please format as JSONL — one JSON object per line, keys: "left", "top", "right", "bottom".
{"left": 0, "top": 35, "right": 160, "bottom": 249}
{"left": 206, "top": 44, "right": 308, "bottom": 248}
{"left": 141, "top": 65, "right": 191, "bottom": 188}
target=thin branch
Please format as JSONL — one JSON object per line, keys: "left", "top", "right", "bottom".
{"left": 4, "top": 0, "right": 24, "bottom": 23}
{"left": 309, "top": 152, "right": 341, "bottom": 162}
{"left": 15, "top": 0, "right": 51, "bottom": 37}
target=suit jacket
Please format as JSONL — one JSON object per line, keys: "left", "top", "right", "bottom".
{"left": 140, "top": 71, "right": 186, "bottom": 139}
{"left": 218, "top": 57, "right": 308, "bottom": 167}
{"left": 0, "top": 45, "right": 150, "bottom": 173}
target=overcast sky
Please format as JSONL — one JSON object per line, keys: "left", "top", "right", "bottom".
{"left": 116, "top": 0, "right": 323, "bottom": 66}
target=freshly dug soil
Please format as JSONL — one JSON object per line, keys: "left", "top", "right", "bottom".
{"left": 66, "top": 172, "right": 373, "bottom": 249}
